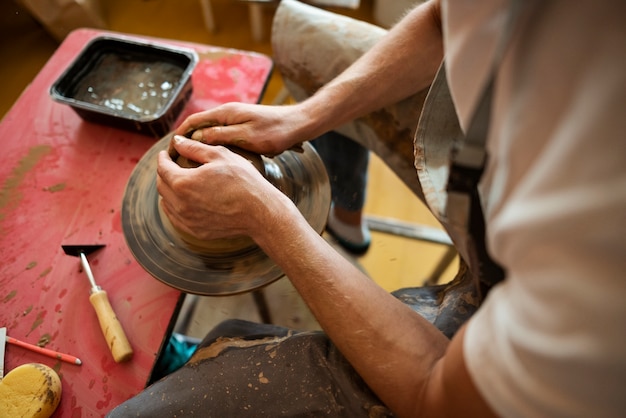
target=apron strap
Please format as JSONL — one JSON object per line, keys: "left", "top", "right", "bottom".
{"left": 445, "top": 0, "right": 529, "bottom": 290}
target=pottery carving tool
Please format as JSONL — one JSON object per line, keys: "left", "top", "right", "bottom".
{"left": 1, "top": 327, "right": 81, "bottom": 365}
{"left": 62, "top": 245, "right": 133, "bottom": 363}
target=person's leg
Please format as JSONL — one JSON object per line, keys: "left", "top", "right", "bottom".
{"left": 312, "top": 131, "right": 371, "bottom": 254}
{"left": 272, "top": 0, "right": 429, "bottom": 203}
{"left": 106, "top": 319, "right": 393, "bottom": 417}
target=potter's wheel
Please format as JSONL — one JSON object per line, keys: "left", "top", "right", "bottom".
{"left": 121, "top": 135, "right": 330, "bottom": 295}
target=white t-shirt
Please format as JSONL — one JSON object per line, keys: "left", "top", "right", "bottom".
{"left": 441, "top": 0, "right": 626, "bottom": 416}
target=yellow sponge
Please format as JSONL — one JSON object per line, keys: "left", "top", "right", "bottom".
{"left": 0, "top": 363, "right": 62, "bottom": 418}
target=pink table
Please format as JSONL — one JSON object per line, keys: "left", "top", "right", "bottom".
{"left": 0, "top": 28, "right": 273, "bottom": 417}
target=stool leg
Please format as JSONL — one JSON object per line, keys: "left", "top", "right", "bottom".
{"left": 249, "top": 3, "right": 265, "bottom": 42}
{"left": 252, "top": 289, "right": 272, "bottom": 324}
{"left": 200, "top": 0, "right": 217, "bottom": 33}
{"left": 423, "top": 246, "right": 457, "bottom": 286}
{"left": 272, "top": 86, "right": 291, "bottom": 105}
{"left": 174, "top": 294, "right": 199, "bottom": 335}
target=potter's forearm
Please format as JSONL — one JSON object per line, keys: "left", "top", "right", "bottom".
{"left": 251, "top": 197, "right": 449, "bottom": 417}
{"left": 296, "top": 0, "right": 443, "bottom": 140}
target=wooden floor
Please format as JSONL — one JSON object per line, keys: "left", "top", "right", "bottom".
{"left": 1, "top": 0, "right": 456, "bottom": 336}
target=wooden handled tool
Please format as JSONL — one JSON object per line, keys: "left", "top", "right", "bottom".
{"left": 62, "top": 245, "right": 133, "bottom": 363}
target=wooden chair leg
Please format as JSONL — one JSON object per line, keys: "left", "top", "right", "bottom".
{"left": 252, "top": 289, "right": 273, "bottom": 324}
{"left": 200, "top": 0, "right": 217, "bottom": 33}
{"left": 249, "top": 3, "right": 265, "bottom": 42}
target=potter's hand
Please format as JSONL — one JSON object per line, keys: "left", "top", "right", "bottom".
{"left": 156, "top": 135, "right": 289, "bottom": 242}
{"left": 174, "top": 102, "right": 312, "bottom": 156}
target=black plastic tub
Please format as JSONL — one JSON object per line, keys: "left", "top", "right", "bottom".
{"left": 50, "top": 35, "right": 198, "bottom": 137}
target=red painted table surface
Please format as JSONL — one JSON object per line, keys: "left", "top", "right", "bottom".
{"left": 0, "top": 28, "right": 273, "bottom": 417}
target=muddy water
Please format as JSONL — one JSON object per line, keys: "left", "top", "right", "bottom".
{"left": 72, "top": 54, "right": 184, "bottom": 117}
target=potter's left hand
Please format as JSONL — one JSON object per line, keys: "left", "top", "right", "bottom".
{"left": 174, "top": 102, "right": 310, "bottom": 157}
